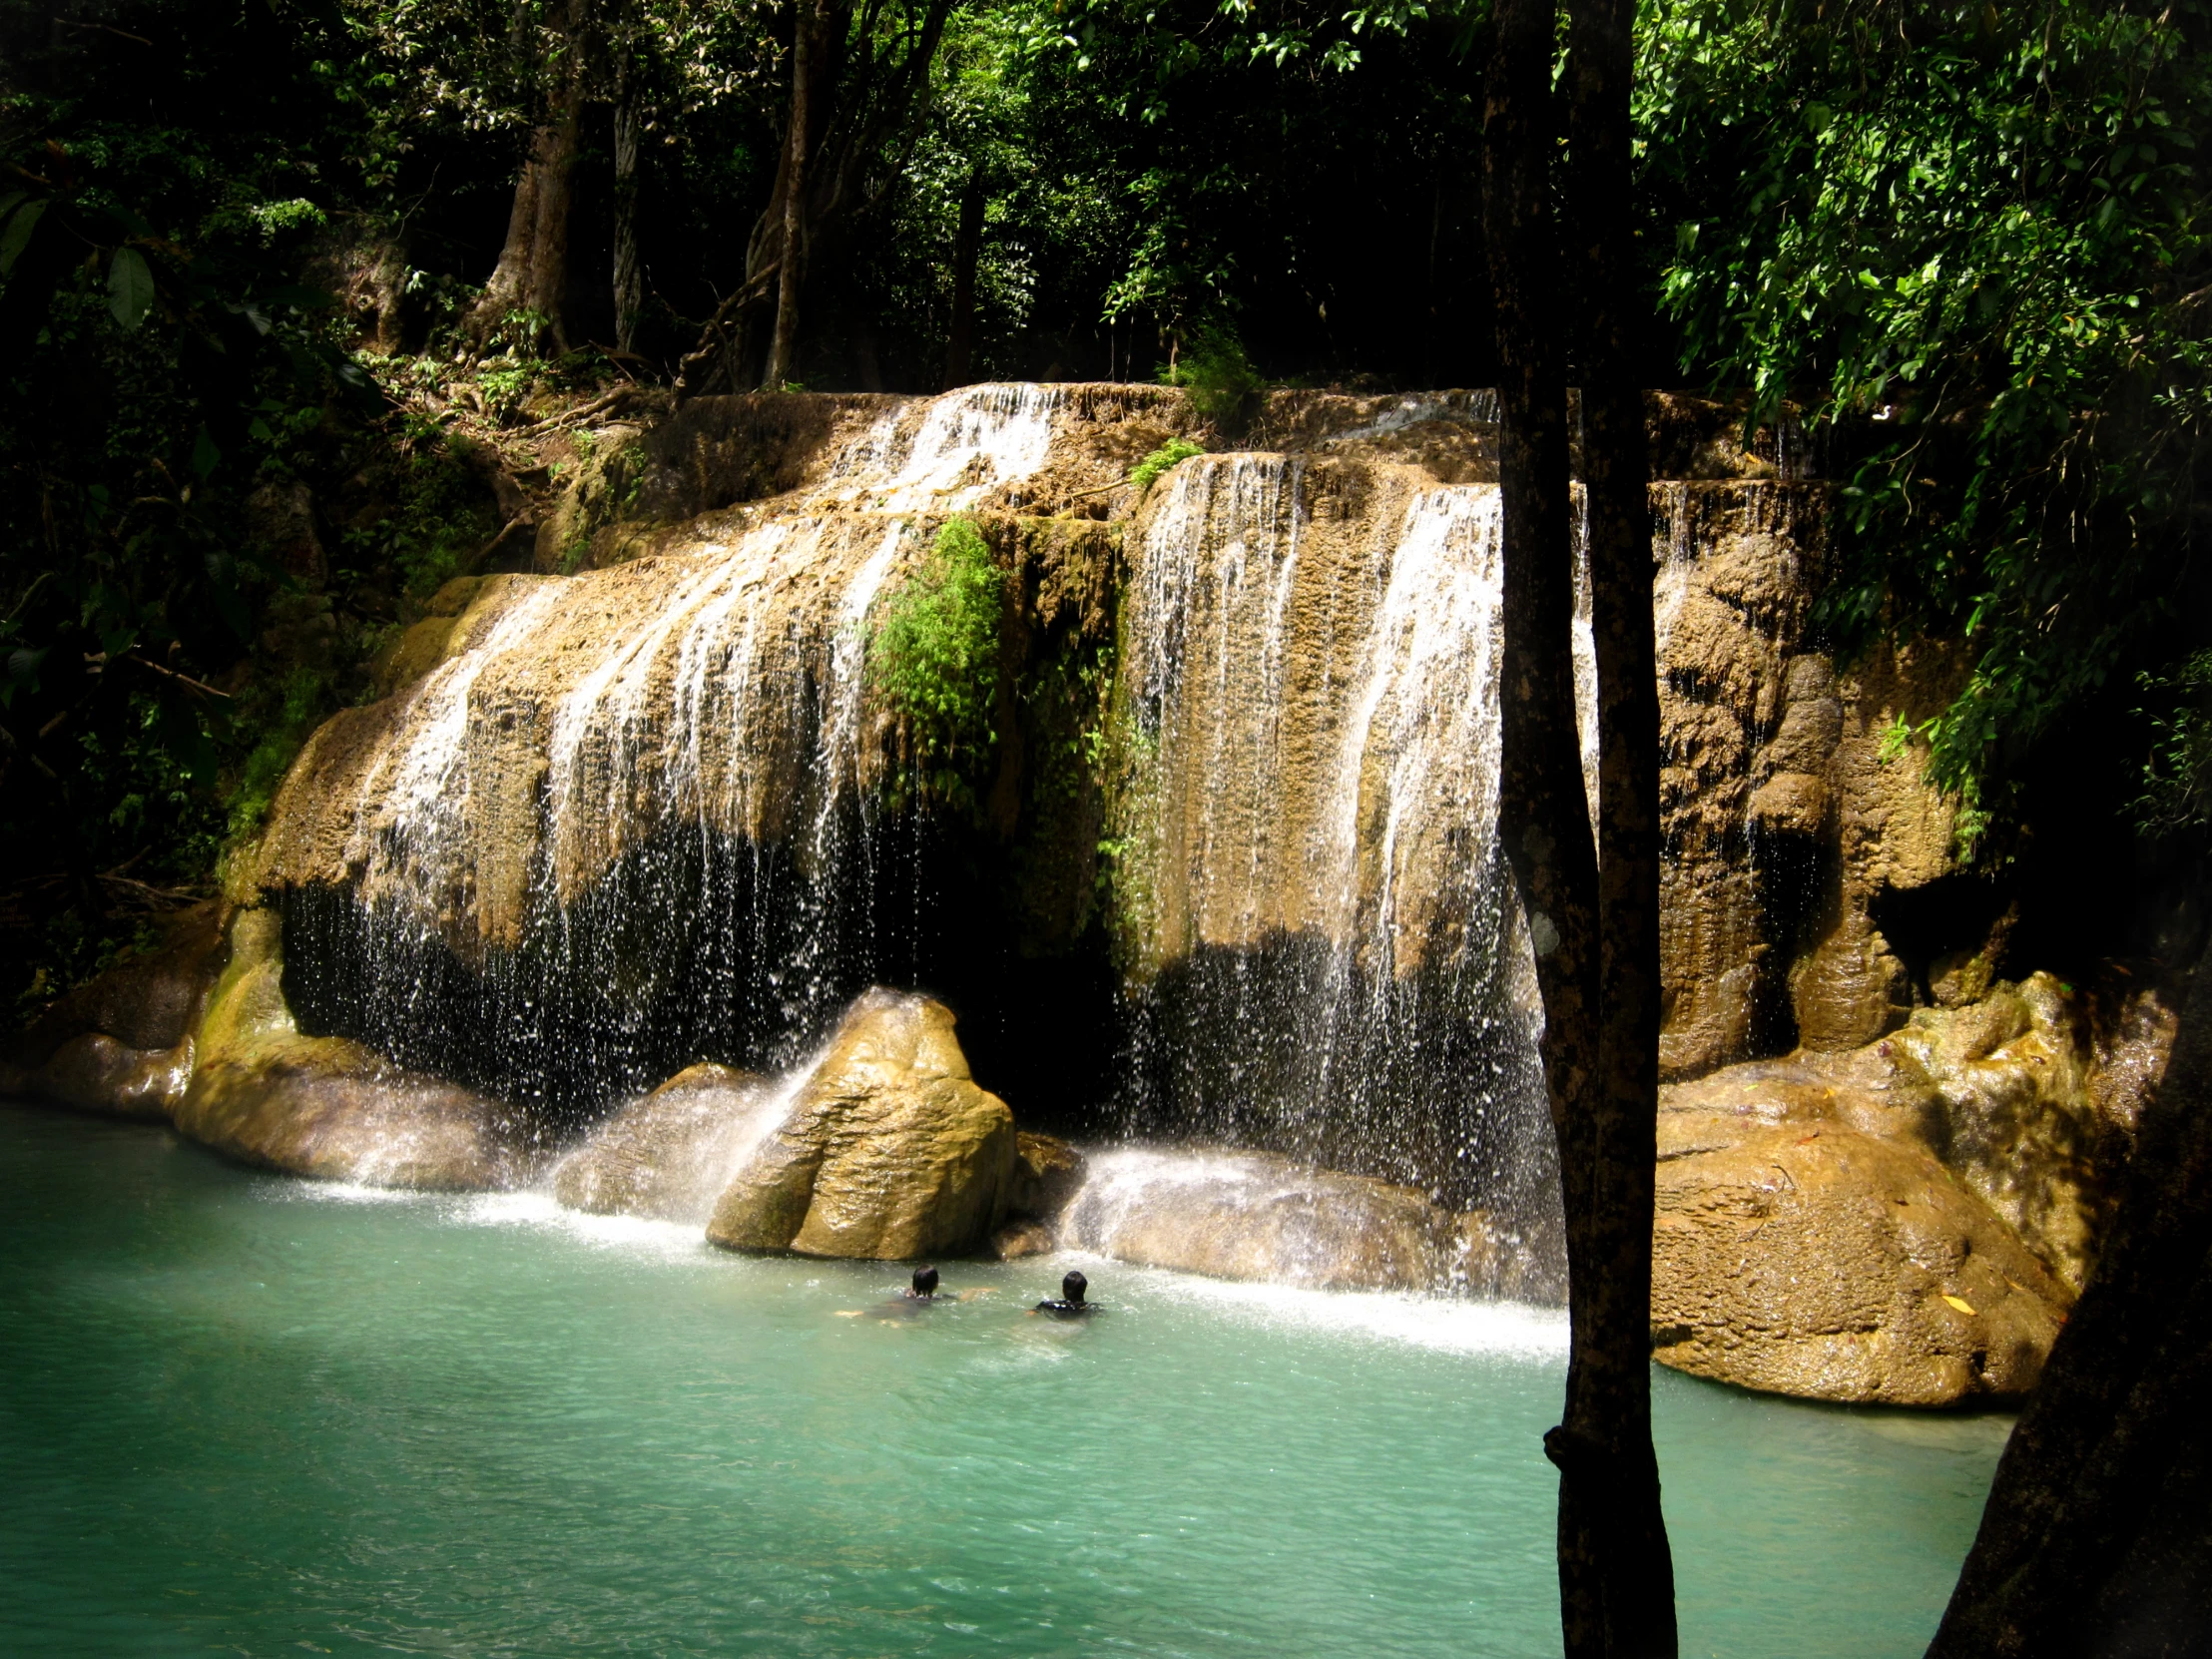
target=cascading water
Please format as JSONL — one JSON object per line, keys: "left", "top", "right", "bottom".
{"left": 265, "top": 383, "right": 1608, "bottom": 1249}
{"left": 1110, "top": 455, "right": 1560, "bottom": 1216}
{"left": 277, "top": 385, "right": 1070, "bottom": 1117}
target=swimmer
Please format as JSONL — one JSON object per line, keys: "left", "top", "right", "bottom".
{"left": 1031, "top": 1269, "right": 1095, "bottom": 1319}
{"left": 904, "top": 1265, "right": 940, "bottom": 1301}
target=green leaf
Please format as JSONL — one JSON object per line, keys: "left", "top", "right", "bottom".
{"left": 108, "top": 247, "right": 156, "bottom": 330}
{"left": 192, "top": 426, "right": 221, "bottom": 479}
{"left": 0, "top": 199, "right": 48, "bottom": 276}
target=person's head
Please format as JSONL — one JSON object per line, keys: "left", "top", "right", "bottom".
{"left": 1061, "top": 1270, "right": 1088, "bottom": 1306}
{"left": 912, "top": 1265, "right": 939, "bottom": 1298}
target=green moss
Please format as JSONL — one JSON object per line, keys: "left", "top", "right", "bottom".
{"left": 868, "top": 516, "right": 1006, "bottom": 811}
{"left": 1129, "top": 437, "right": 1204, "bottom": 496}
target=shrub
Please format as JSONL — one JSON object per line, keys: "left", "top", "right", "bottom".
{"left": 868, "top": 516, "right": 1006, "bottom": 809}
{"left": 1129, "top": 437, "right": 1204, "bottom": 495}
{"left": 1160, "top": 324, "right": 1262, "bottom": 428}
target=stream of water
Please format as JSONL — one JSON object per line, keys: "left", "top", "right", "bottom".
{"left": 2, "top": 1105, "right": 2008, "bottom": 1658}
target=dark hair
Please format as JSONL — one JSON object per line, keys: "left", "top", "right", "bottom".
{"left": 912, "top": 1265, "right": 939, "bottom": 1296}
{"left": 1061, "top": 1270, "right": 1088, "bottom": 1304}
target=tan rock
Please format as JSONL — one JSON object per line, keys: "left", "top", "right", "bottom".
{"left": 1792, "top": 906, "right": 1910, "bottom": 1052}
{"left": 175, "top": 909, "right": 534, "bottom": 1189}
{"left": 1057, "top": 1146, "right": 1458, "bottom": 1291}
{"left": 1652, "top": 1124, "right": 2071, "bottom": 1405}
{"left": 552, "top": 1062, "right": 780, "bottom": 1222}
{"left": 706, "top": 989, "right": 1016, "bottom": 1260}
{"left": 368, "top": 614, "right": 460, "bottom": 695}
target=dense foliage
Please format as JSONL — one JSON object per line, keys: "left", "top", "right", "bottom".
{"left": 1641, "top": 0, "right": 2212, "bottom": 837}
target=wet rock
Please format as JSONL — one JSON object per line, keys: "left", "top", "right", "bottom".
{"left": 1057, "top": 1147, "right": 1458, "bottom": 1292}
{"left": 1651, "top": 1123, "right": 2070, "bottom": 1405}
{"left": 369, "top": 614, "right": 462, "bottom": 695}
{"left": 1006, "top": 1130, "right": 1086, "bottom": 1221}
{"left": 6, "top": 902, "right": 224, "bottom": 1117}
{"left": 552, "top": 1062, "right": 779, "bottom": 1223}
{"left": 176, "top": 909, "right": 533, "bottom": 1189}
{"left": 706, "top": 989, "right": 1016, "bottom": 1260}
{"left": 989, "top": 1219, "right": 1057, "bottom": 1260}
{"left": 1453, "top": 1208, "right": 1569, "bottom": 1304}
{"left": 35, "top": 1031, "right": 194, "bottom": 1120}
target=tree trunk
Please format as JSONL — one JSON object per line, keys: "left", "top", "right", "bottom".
{"left": 760, "top": 0, "right": 819, "bottom": 391}
{"left": 1928, "top": 924, "right": 2212, "bottom": 1657}
{"left": 1485, "top": 0, "right": 1677, "bottom": 1650}
{"left": 612, "top": 59, "right": 644, "bottom": 356}
{"left": 1567, "top": 0, "right": 1679, "bottom": 1645}
{"left": 466, "top": 1, "right": 587, "bottom": 353}
{"left": 943, "top": 171, "right": 985, "bottom": 388}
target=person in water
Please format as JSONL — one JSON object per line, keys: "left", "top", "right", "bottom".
{"left": 1032, "top": 1269, "right": 1095, "bottom": 1319}
{"left": 904, "top": 1266, "right": 940, "bottom": 1301}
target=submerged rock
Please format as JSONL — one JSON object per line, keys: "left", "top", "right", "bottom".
{"left": 176, "top": 909, "right": 534, "bottom": 1189}
{"left": 706, "top": 988, "right": 1016, "bottom": 1260}
{"left": 552, "top": 1062, "right": 780, "bottom": 1223}
{"left": 1057, "top": 1147, "right": 1465, "bottom": 1293}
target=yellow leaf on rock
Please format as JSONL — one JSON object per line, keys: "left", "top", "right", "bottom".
{"left": 1942, "top": 1295, "right": 1976, "bottom": 1315}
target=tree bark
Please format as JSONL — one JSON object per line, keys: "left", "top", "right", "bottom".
{"left": 1568, "top": 0, "right": 1678, "bottom": 1645}
{"left": 943, "top": 171, "right": 985, "bottom": 388}
{"left": 612, "top": 58, "right": 644, "bottom": 356}
{"left": 467, "top": 0, "right": 587, "bottom": 352}
{"left": 760, "top": 0, "right": 820, "bottom": 391}
{"left": 1485, "top": 0, "right": 1677, "bottom": 1649}
{"left": 1928, "top": 925, "right": 2212, "bottom": 1658}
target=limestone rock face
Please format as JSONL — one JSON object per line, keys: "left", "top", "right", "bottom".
{"left": 552, "top": 1062, "right": 779, "bottom": 1223}
{"left": 176, "top": 909, "right": 533, "bottom": 1189}
{"left": 1808, "top": 975, "right": 2117, "bottom": 1290}
{"left": 1057, "top": 1147, "right": 1464, "bottom": 1292}
{"left": 1651, "top": 1123, "right": 2070, "bottom": 1405}
{"left": 705, "top": 989, "right": 1016, "bottom": 1260}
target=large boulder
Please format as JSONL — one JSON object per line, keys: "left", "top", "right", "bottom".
{"left": 705, "top": 988, "right": 1016, "bottom": 1260}
{"left": 3, "top": 902, "right": 224, "bottom": 1117}
{"left": 1057, "top": 1146, "right": 1463, "bottom": 1292}
{"left": 552, "top": 1062, "right": 779, "bottom": 1222}
{"left": 1650, "top": 1063, "right": 2073, "bottom": 1405}
{"left": 175, "top": 908, "right": 534, "bottom": 1189}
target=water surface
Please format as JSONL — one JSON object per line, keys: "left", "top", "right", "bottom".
{"left": 0, "top": 1106, "right": 2005, "bottom": 1656}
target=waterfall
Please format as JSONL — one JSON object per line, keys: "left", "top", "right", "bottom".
{"left": 265, "top": 383, "right": 1598, "bottom": 1233}
{"left": 1112, "top": 456, "right": 1557, "bottom": 1214}
{"left": 276, "top": 385, "right": 1068, "bottom": 1114}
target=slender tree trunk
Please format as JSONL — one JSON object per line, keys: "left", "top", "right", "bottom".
{"left": 612, "top": 59, "right": 644, "bottom": 356}
{"left": 1928, "top": 925, "right": 2212, "bottom": 1657}
{"left": 1485, "top": 0, "right": 1677, "bottom": 1650}
{"left": 761, "top": 0, "right": 819, "bottom": 391}
{"left": 943, "top": 171, "right": 985, "bottom": 388}
{"left": 1568, "top": 0, "right": 1679, "bottom": 1646}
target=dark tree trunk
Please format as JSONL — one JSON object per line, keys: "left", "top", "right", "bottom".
{"left": 1567, "top": 0, "right": 1678, "bottom": 1645}
{"left": 943, "top": 172, "right": 985, "bottom": 388}
{"left": 611, "top": 60, "right": 643, "bottom": 356}
{"left": 468, "top": 1, "right": 587, "bottom": 353}
{"left": 1928, "top": 927, "right": 2212, "bottom": 1658}
{"left": 761, "top": 0, "right": 820, "bottom": 391}
{"left": 1485, "top": 0, "right": 1677, "bottom": 1650}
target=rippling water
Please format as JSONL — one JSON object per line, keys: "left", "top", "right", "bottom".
{"left": 0, "top": 1105, "right": 2008, "bottom": 1656}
